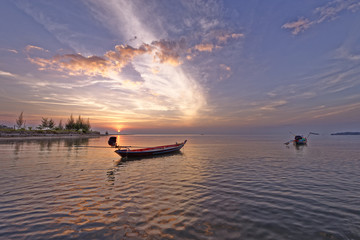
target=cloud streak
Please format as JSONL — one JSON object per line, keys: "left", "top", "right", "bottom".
{"left": 0, "top": 70, "right": 16, "bottom": 77}
{"left": 282, "top": 0, "right": 360, "bottom": 35}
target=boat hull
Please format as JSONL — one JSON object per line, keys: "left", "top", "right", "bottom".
{"left": 115, "top": 140, "right": 187, "bottom": 158}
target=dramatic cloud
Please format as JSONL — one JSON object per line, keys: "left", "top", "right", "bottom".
{"left": 27, "top": 30, "right": 244, "bottom": 77}
{"left": 25, "top": 40, "right": 208, "bottom": 119}
{"left": 282, "top": 0, "right": 360, "bottom": 35}
{"left": 29, "top": 54, "right": 109, "bottom": 76}
{"left": 13, "top": 0, "right": 244, "bottom": 129}
{"left": 27, "top": 43, "right": 156, "bottom": 77}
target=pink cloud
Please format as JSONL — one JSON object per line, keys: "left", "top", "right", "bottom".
{"left": 282, "top": 0, "right": 360, "bottom": 35}
{"left": 282, "top": 17, "right": 312, "bottom": 35}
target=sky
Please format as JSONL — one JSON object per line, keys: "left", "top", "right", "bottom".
{"left": 0, "top": 0, "right": 360, "bottom": 134}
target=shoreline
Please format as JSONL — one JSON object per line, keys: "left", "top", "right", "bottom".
{"left": 0, "top": 133, "right": 101, "bottom": 141}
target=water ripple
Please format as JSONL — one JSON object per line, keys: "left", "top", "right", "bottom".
{"left": 0, "top": 135, "right": 360, "bottom": 239}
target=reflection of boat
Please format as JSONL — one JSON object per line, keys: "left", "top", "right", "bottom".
{"left": 114, "top": 140, "right": 187, "bottom": 158}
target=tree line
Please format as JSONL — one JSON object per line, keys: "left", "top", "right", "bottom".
{"left": 14, "top": 112, "right": 91, "bottom": 133}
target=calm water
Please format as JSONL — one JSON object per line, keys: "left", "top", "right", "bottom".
{"left": 0, "top": 134, "right": 360, "bottom": 240}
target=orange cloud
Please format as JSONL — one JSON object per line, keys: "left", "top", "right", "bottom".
{"left": 27, "top": 31, "right": 244, "bottom": 75}
{"left": 220, "top": 64, "right": 231, "bottom": 71}
{"left": 27, "top": 44, "right": 154, "bottom": 76}
{"left": 27, "top": 41, "right": 188, "bottom": 76}
{"left": 28, "top": 54, "right": 109, "bottom": 76}
{"left": 190, "top": 31, "right": 244, "bottom": 56}
{"left": 282, "top": 0, "right": 360, "bottom": 35}
{"left": 25, "top": 45, "right": 49, "bottom": 52}
{"left": 105, "top": 44, "right": 153, "bottom": 69}
{"left": 194, "top": 43, "right": 214, "bottom": 52}
{"left": 217, "top": 33, "right": 244, "bottom": 43}
{"left": 151, "top": 39, "right": 186, "bottom": 66}
{"left": 282, "top": 17, "right": 312, "bottom": 35}
{"left": 219, "top": 64, "right": 231, "bottom": 81}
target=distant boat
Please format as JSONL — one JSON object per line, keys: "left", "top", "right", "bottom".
{"left": 284, "top": 132, "right": 318, "bottom": 145}
{"left": 331, "top": 132, "right": 360, "bottom": 135}
{"left": 114, "top": 140, "right": 187, "bottom": 158}
{"left": 293, "top": 135, "right": 307, "bottom": 145}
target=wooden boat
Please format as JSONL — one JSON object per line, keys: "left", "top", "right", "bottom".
{"left": 115, "top": 140, "right": 187, "bottom": 158}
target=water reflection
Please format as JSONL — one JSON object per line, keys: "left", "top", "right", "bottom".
{"left": 0, "top": 137, "right": 91, "bottom": 154}
{"left": 1, "top": 135, "right": 360, "bottom": 240}
{"left": 64, "top": 138, "right": 90, "bottom": 148}
{"left": 120, "top": 151, "right": 184, "bottom": 162}
{"left": 285, "top": 143, "right": 307, "bottom": 151}
{"left": 294, "top": 144, "right": 307, "bottom": 151}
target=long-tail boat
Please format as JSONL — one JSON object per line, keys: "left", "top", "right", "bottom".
{"left": 113, "top": 140, "right": 187, "bottom": 158}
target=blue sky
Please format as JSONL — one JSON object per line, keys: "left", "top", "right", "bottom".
{"left": 1, "top": 0, "right": 360, "bottom": 134}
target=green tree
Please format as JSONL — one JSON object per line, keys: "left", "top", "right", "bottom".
{"left": 57, "top": 120, "right": 64, "bottom": 130}
{"left": 85, "top": 118, "right": 91, "bottom": 131}
{"left": 75, "top": 115, "right": 83, "bottom": 130}
{"left": 48, "top": 119, "right": 55, "bottom": 129}
{"left": 65, "top": 114, "right": 75, "bottom": 130}
{"left": 16, "top": 111, "right": 25, "bottom": 129}
{"left": 65, "top": 114, "right": 91, "bottom": 132}
{"left": 80, "top": 118, "right": 90, "bottom": 133}
{"left": 39, "top": 117, "right": 49, "bottom": 129}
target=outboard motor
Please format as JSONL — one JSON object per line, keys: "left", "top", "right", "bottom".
{"left": 294, "top": 135, "right": 303, "bottom": 141}
{"left": 108, "top": 137, "right": 117, "bottom": 147}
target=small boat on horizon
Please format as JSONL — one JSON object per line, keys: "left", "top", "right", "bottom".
{"left": 284, "top": 132, "right": 318, "bottom": 146}
{"left": 111, "top": 140, "right": 187, "bottom": 158}
{"left": 293, "top": 135, "right": 307, "bottom": 145}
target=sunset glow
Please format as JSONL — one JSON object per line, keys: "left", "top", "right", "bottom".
{"left": 1, "top": 1, "right": 360, "bottom": 134}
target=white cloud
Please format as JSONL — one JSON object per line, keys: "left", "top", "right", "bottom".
{"left": 86, "top": 0, "right": 158, "bottom": 44}
{"left": 0, "top": 70, "right": 16, "bottom": 77}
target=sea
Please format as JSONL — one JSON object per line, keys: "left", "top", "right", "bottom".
{"left": 0, "top": 134, "right": 359, "bottom": 240}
